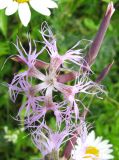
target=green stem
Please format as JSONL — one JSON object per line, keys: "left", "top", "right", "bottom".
{"left": 44, "top": 150, "right": 59, "bottom": 160}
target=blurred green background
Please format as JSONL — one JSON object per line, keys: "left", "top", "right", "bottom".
{"left": 0, "top": 0, "right": 119, "bottom": 159}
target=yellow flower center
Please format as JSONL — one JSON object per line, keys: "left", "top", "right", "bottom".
{"left": 14, "top": 0, "right": 29, "bottom": 3}
{"left": 84, "top": 146, "right": 99, "bottom": 160}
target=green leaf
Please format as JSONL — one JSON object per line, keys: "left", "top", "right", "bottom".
{"left": 102, "top": 0, "right": 110, "bottom": 2}
{"left": 84, "top": 18, "right": 98, "bottom": 31}
{"left": 0, "top": 10, "right": 8, "bottom": 37}
{"left": 102, "top": 0, "right": 117, "bottom": 3}
{"left": 0, "top": 42, "right": 9, "bottom": 56}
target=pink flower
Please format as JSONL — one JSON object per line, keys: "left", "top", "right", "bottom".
{"left": 9, "top": 22, "right": 104, "bottom": 126}
{"left": 31, "top": 124, "right": 77, "bottom": 156}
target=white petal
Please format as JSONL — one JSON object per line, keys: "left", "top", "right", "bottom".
{"left": 30, "top": 0, "right": 51, "bottom": 16}
{"left": 86, "top": 130, "right": 95, "bottom": 144}
{"left": 77, "top": 137, "right": 82, "bottom": 146}
{"left": 40, "top": 0, "right": 58, "bottom": 8}
{"left": 105, "top": 154, "right": 114, "bottom": 159}
{"left": 18, "top": 3, "right": 31, "bottom": 27}
{"left": 5, "top": 1, "right": 18, "bottom": 15}
{"left": 94, "top": 137, "right": 103, "bottom": 145}
{"left": 0, "top": 0, "right": 8, "bottom": 9}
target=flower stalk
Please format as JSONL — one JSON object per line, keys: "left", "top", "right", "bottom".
{"left": 44, "top": 150, "right": 59, "bottom": 160}
{"left": 84, "top": 2, "right": 115, "bottom": 66}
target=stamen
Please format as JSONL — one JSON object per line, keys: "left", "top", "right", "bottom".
{"left": 84, "top": 146, "right": 99, "bottom": 159}
{"left": 14, "top": 0, "right": 29, "bottom": 3}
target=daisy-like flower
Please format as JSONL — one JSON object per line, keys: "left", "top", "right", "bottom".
{"left": 0, "top": 0, "right": 58, "bottom": 26}
{"left": 71, "top": 130, "right": 114, "bottom": 160}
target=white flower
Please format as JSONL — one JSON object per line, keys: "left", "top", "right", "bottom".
{"left": 0, "top": 0, "right": 58, "bottom": 26}
{"left": 71, "top": 131, "right": 114, "bottom": 160}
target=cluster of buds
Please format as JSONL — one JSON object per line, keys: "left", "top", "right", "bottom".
{"left": 8, "top": 2, "right": 115, "bottom": 160}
